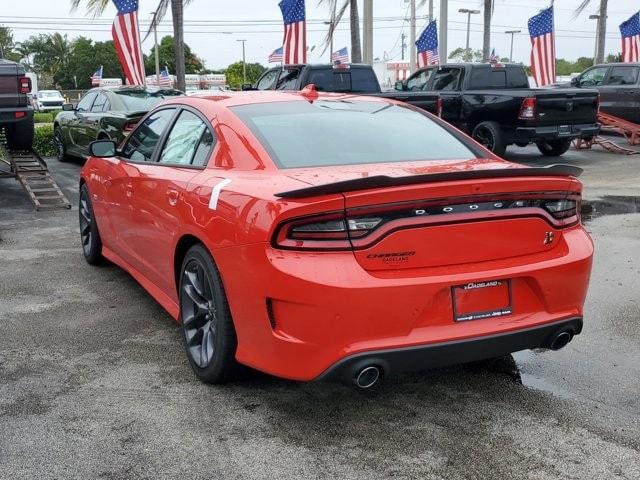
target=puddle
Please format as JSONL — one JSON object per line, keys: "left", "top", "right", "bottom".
{"left": 581, "top": 196, "right": 640, "bottom": 222}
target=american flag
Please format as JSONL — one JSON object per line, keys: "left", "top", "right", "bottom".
{"left": 332, "top": 47, "right": 349, "bottom": 64}
{"left": 279, "top": 0, "right": 306, "bottom": 65}
{"left": 416, "top": 20, "right": 439, "bottom": 68}
{"left": 269, "top": 47, "right": 284, "bottom": 63}
{"left": 159, "top": 66, "right": 172, "bottom": 87}
{"left": 620, "top": 13, "right": 640, "bottom": 63}
{"left": 91, "top": 66, "right": 103, "bottom": 87}
{"left": 528, "top": 6, "right": 555, "bottom": 87}
{"left": 111, "top": 0, "right": 145, "bottom": 86}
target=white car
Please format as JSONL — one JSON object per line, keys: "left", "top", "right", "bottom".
{"left": 36, "top": 90, "right": 65, "bottom": 111}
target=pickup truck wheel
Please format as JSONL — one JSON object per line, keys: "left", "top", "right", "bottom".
{"left": 5, "top": 119, "right": 34, "bottom": 151}
{"left": 54, "top": 127, "right": 71, "bottom": 162}
{"left": 536, "top": 139, "right": 572, "bottom": 157}
{"left": 472, "top": 121, "right": 506, "bottom": 156}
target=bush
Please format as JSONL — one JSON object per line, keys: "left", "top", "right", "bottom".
{"left": 34, "top": 113, "right": 54, "bottom": 124}
{"left": 33, "top": 124, "right": 57, "bottom": 157}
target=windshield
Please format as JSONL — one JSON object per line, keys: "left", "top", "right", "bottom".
{"left": 231, "top": 100, "right": 476, "bottom": 168}
{"left": 114, "top": 90, "right": 183, "bottom": 111}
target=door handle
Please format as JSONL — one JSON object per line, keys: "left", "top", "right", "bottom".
{"left": 167, "top": 189, "right": 179, "bottom": 206}
{"left": 623, "top": 90, "right": 636, "bottom": 94}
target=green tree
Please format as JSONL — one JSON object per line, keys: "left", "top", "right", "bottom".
{"left": 144, "top": 36, "right": 203, "bottom": 76}
{"left": 71, "top": 0, "right": 193, "bottom": 91}
{"left": 448, "top": 48, "right": 483, "bottom": 63}
{"left": 225, "top": 62, "right": 266, "bottom": 90}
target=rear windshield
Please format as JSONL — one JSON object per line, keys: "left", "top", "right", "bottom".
{"left": 468, "top": 67, "right": 529, "bottom": 89}
{"left": 115, "top": 90, "right": 183, "bottom": 111}
{"left": 306, "top": 68, "right": 379, "bottom": 93}
{"left": 231, "top": 100, "right": 476, "bottom": 168}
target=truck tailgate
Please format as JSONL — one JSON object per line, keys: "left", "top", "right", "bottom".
{"left": 533, "top": 89, "right": 598, "bottom": 125}
{"left": 0, "top": 62, "right": 19, "bottom": 108}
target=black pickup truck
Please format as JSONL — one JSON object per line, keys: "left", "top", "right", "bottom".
{"left": 396, "top": 63, "right": 600, "bottom": 156}
{"left": 0, "top": 59, "right": 34, "bottom": 150}
{"left": 249, "top": 64, "right": 441, "bottom": 117}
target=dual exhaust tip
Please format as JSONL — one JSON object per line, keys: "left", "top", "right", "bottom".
{"left": 350, "top": 329, "right": 576, "bottom": 389}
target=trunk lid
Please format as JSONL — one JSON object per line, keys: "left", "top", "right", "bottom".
{"left": 532, "top": 89, "right": 598, "bottom": 126}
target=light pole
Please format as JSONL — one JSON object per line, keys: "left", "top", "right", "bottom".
{"left": 505, "top": 30, "right": 521, "bottom": 62}
{"left": 589, "top": 14, "right": 603, "bottom": 65}
{"left": 408, "top": 0, "right": 416, "bottom": 73}
{"left": 459, "top": 8, "right": 480, "bottom": 51}
{"left": 237, "top": 39, "right": 247, "bottom": 84}
{"left": 440, "top": 0, "right": 448, "bottom": 61}
{"left": 363, "top": 0, "right": 373, "bottom": 65}
{"left": 150, "top": 10, "right": 160, "bottom": 85}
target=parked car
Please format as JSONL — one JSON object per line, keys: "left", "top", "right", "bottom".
{"left": 35, "top": 90, "right": 65, "bottom": 111}
{"left": 54, "top": 86, "right": 183, "bottom": 162}
{"left": 250, "top": 63, "right": 441, "bottom": 116}
{"left": 397, "top": 63, "right": 600, "bottom": 156}
{"left": 79, "top": 92, "right": 593, "bottom": 388}
{"left": 555, "top": 62, "right": 640, "bottom": 124}
{"left": 0, "top": 58, "right": 34, "bottom": 150}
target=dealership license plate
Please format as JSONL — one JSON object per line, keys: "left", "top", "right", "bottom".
{"left": 558, "top": 125, "right": 572, "bottom": 136}
{"left": 452, "top": 280, "right": 513, "bottom": 322}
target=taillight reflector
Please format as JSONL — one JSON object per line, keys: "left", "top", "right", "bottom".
{"left": 519, "top": 97, "right": 536, "bottom": 120}
{"left": 19, "top": 76, "right": 32, "bottom": 94}
{"left": 436, "top": 98, "right": 443, "bottom": 118}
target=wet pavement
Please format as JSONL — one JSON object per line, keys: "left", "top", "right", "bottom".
{"left": 0, "top": 144, "right": 639, "bottom": 479}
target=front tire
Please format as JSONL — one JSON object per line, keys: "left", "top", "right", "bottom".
{"left": 79, "top": 184, "right": 103, "bottom": 265}
{"left": 472, "top": 121, "right": 507, "bottom": 156}
{"left": 179, "top": 244, "right": 238, "bottom": 384}
{"left": 55, "top": 127, "right": 71, "bottom": 162}
{"left": 536, "top": 139, "right": 572, "bottom": 157}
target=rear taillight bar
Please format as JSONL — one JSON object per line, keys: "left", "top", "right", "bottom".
{"left": 273, "top": 192, "right": 581, "bottom": 251}
{"left": 519, "top": 97, "right": 536, "bottom": 120}
{"left": 19, "top": 76, "right": 32, "bottom": 94}
{"left": 436, "top": 97, "right": 443, "bottom": 118}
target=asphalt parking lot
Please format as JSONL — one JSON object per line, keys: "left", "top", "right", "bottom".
{"left": 1, "top": 142, "right": 639, "bottom": 479}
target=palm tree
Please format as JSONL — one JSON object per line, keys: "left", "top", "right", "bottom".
{"left": 48, "top": 33, "right": 72, "bottom": 75}
{"left": 320, "top": 0, "right": 362, "bottom": 63}
{"left": 574, "top": 0, "right": 608, "bottom": 64}
{"left": 70, "top": 0, "right": 192, "bottom": 91}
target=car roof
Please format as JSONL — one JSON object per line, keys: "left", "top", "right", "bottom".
{"left": 162, "top": 90, "right": 392, "bottom": 110}
{"left": 593, "top": 63, "right": 640, "bottom": 67}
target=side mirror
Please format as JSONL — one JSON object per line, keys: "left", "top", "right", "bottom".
{"left": 241, "top": 83, "right": 254, "bottom": 91}
{"left": 89, "top": 140, "right": 117, "bottom": 158}
{"left": 62, "top": 103, "right": 75, "bottom": 111}
{"left": 395, "top": 81, "right": 405, "bottom": 91}
{"left": 571, "top": 76, "right": 580, "bottom": 87}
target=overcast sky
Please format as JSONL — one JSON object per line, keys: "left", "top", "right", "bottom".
{"left": 0, "top": 0, "right": 634, "bottom": 69}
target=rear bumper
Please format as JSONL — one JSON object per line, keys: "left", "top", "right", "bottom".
{"left": 0, "top": 106, "right": 34, "bottom": 125}
{"left": 318, "top": 317, "right": 583, "bottom": 383}
{"left": 514, "top": 123, "right": 600, "bottom": 143}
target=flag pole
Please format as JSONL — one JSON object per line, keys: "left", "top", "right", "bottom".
{"left": 551, "top": 0, "right": 556, "bottom": 83}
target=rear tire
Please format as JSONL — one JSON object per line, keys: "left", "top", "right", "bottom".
{"left": 5, "top": 119, "right": 34, "bottom": 151}
{"left": 79, "top": 184, "right": 103, "bottom": 265}
{"left": 536, "top": 139, "right": 572, "bottom": 157}
{"left": 179, "top": 244, "right": 238, "bottom": 384}
{"left": 472, "top": 121, "right": 507, "bottom": 156}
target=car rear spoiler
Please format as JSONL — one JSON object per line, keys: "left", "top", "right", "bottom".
{"left": 275, "top": 164, "right": 583, "bottom": 199}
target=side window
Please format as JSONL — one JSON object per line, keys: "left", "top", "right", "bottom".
{"left": 276, "top": 68, "right": 302, "bottom": 90}
{"left": 606, "top": 67, "right": 640, "bottom": 86}
{"left": 407, "top": 70, "right": 433, "bottom": 91}
{"left": 76, "top": 91, "right": 98, "bottom": 112}
{"left": 122, "top": 109, "right": 175, "bottom": 163}
{"left": 256, "top": 69, "right": 281, "bottom": 90}
{"left": 431, "top": 69, "right": 462, "bottom": 91}
{"left": 579, "top": 67, "right": 609, "bottom": 87}
{"left": 91, "top": 93, "right": 108, "bottom": 112}
{"left": 159, "top": 110, "right": 215, "bottom": 166}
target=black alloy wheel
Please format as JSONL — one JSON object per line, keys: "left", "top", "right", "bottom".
{"left": 179, "top": 245, "right": 237, "bottom": 383}
{"left": 474, "top": 125, "right": 495, "bottom": 151}
{"left": 472, "top": 121, "right": 507, "bottom": 156}
{"left": 55, "top": 127, "right": 69, "bottom": 162}
{"left": 79, "top": 184, "right": 102, "bottom": 264}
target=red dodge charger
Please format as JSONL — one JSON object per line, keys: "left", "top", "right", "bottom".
{"left": 79, "top": 90, "right": 593, "bottom": 388}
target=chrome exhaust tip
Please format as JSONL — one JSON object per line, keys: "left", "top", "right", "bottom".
{"left": 549, "top": 331, "right": 573, "bottom": 351}
{"left": 354, "top": 366, "right": 382, "bottom": 389}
